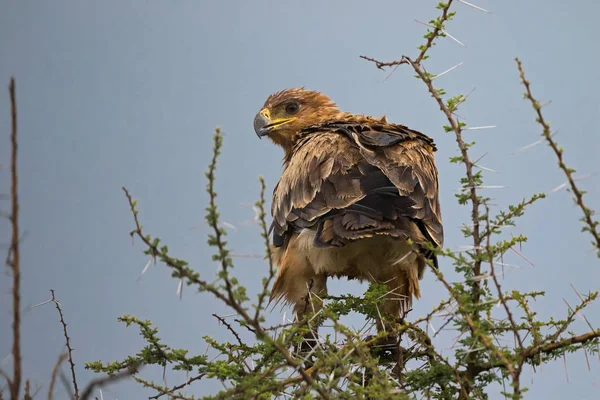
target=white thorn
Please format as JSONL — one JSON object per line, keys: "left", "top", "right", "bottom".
{"left": 553, "top": 173, "right": 597, "bottom": 192}
{"left": 31, "top": 299, "right": 52, "bottom": 309}
{"left": 473, "top": 164, "right": 497, "bottom": 173}
{"left": 184, "top": 370, "right": 189, "bottom": 395}
{"left": 376, "top": 305, "right": 386, "bottom": 334}
{"left": 464, "top": 125, "right": 497, "bottom": 130}
{"left": 514, "top": 132, "right": 558, "bottom": 153}
{"left": 552, "top": 182, "right": 569, "bottom": 192}
{"left": 414, "top": 20, "right": 466, "bottom": 47}
{"left": 137, "top": 257, "right": 153, "bottom": 282}
{"left": 458, "top": 0, "right": 490, "bottom": 13}
{"left": 230, "top": 252, "right": 263, "bottom": 258}
{"left": 456, "top": 245, "right": 484, "bottom": 251}
{"left": 429, "top": 321, "right": 437, "bottom": 335}
{"left": 461, "top": 185, "right": 506, "bottom": 190}
{"left": 220, "top": 221, "right": 238, "bottom": 232}
{"left": 495, "top": 262, "right": 524, "bottom": 269}
{"left": 441, "top": 29, "right": 466, "bottom": 47}
{"left": 176, "top": 278, "right": 184, "bottom": 300}
{"left": 392, "top": 251, "right": 413, "bottom": 266}
{"left": 253, "top": 206, "right": 261, "bottom": 222}
{"left": 432, "top": 62, "right": 464, "bottom": 80}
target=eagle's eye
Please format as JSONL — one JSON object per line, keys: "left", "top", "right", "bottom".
{"left": 285, "top": 102, "right": 300, "bottom": 115}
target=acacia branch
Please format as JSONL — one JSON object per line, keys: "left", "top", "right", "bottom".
{"left": 479, "top": 193, "right": 545, "bottom": 240}
{"left": 360, "top": 3, "right": 484, "bottom": 298}
{"left": 204, "top": 162, "right": 330, "bottom": 398}
{"left": 431, "top": 267, "right": 516, "bottom": 378}
{"left": 547, "top": 294, "right": 597, "bottom": 346}
{"left": 403, "top": 55, "right": 482, "bottom": 282}
{"left": 254, "top": 176, "right": 276, "bottom": 321}
{"left": 528, "top": 330, "right": 600, "bottom": 357}
{"left": 123, "top": 131, "right": 331, "bottom": 399}
{"left": 205, "top": 128, "right": 235, "bottom": 302}
{"left": 484, "top": 206, "right": 523, "bottom": 351}
{"left": 414, "top": 0, "right": 456, "bottom": 64}
{"left": 516, "top": 58, "right": 600, "bottom": 254}
{"left": 475, "top": 329, "right": 600, "bottom": 375}
{"left": 484, "top": 205, "right": 523, "bottom": 397}
{"left": 360, "top": 7, "right": 496, "bottom": 391}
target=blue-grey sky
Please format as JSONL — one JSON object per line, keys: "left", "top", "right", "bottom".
{"left": 1, "top": 0, "right": 599, "bottom": 398}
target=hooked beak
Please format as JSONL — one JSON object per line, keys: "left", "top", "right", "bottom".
{"left": 253, "top": 108, "right": 295, "bottom": 138}
{"left": 253, "top": 110, "right": 270, "bottom": 138}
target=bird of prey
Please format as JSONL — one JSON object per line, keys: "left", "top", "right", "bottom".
{"left": 253, "top": 88, "right": 443, "bottom": 335}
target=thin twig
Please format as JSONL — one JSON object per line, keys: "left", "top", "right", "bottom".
{"left": 50, "top": 290, "right": 79, "bottom": 399}
{"left": 253, "top": 176, "right": 276, "bottom": 322}
{"left": 147, "top": 374, "right": 205, "bottom": 400}
{"left": 205, "top": 128, "right": 235, "bottom": 301}
{"left": 212, "top": 314, "right": 243, "bottom": 347}
{"left": 134, "top": 376, "right": 194, "bottom": 400}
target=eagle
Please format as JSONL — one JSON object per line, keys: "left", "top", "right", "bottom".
{"left": 253, "top": 88, "right": 443, "bottom": 336}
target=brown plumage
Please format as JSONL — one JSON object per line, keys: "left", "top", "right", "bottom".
{"left": 253, "top": 88, "right": 443, "bottom": 333}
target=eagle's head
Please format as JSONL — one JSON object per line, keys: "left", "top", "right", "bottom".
{"left": 254, "top": 88, "right": 340, "bottom": 154}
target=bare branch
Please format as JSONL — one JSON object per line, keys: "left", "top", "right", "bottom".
{"left": 6, "top": 77, "right": 21, "bottom": 400}
{"left": 23, "top": 380, "right": 30, "bottom": 400}
{"left": 50, "top": 290, "right": 79, "bottom": 399}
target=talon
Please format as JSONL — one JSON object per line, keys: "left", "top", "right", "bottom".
{"left": 364, "top": 333, "right": 400, "bottom": 363}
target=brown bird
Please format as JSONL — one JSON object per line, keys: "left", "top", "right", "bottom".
{"left": 254, "top": 88, "right": 443, "bottom": 338}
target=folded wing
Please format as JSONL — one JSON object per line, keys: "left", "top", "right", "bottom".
{"left": 271, "top": 120, "right": 443, "bottom": 266}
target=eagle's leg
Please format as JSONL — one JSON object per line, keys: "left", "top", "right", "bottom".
{"left": 376, "top": 271, "right": 414, "bottom": 330}
{"left": 367, "top": 273, "right": 405, "bottom": 362}
{"left": 271, "top": 241, "right": 328, "bottom": 357}
{"left": 292, "top": 273, "right": 328, "bottom": 356}
{"left": 369, "top": 262, "right": 420, "bottom": 367}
